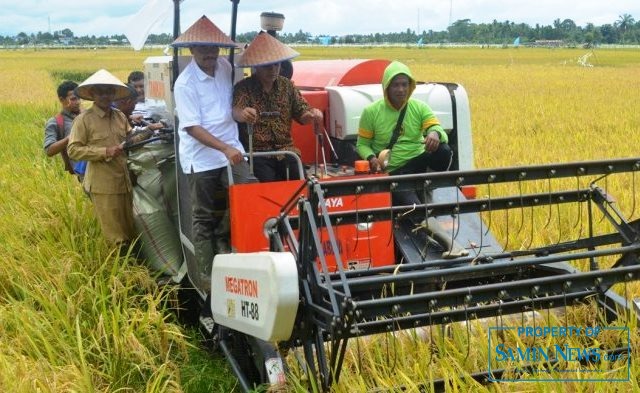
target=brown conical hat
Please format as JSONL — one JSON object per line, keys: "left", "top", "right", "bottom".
{"left": 235, "top": 32, "right": 299, "bottom": 68}
{"left": 74, "top": 69, "right": 131, "bottom": 101}
{"left": 172, "top": 15, "right": 236, "bottom": 48}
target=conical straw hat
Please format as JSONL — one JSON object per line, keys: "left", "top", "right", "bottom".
{"left": 75, "top": 69, "right": 131, "bottom": 101}
{"left": 235, "top": 32, "right": 299, "bottom": 68}
{"left": 172, "top": 15, "right": 236, "bottom": 48}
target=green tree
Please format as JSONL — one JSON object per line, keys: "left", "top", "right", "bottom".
{"left": 16, "top": 32, "right": 29, "bottom": 45}
{"left": 616, "top": 14, "right": 635, "bottom": 43}
{"left": 36, "top": 31, "right": 54, "bottom": 44}
{"left": 583, "top": 23, "right": 602, "bottom": 45}
{"left": 60, "top": 28, "right": 74, "bottom": 38}
{"left": 600, "top": 24, "right": 619, "bottom": 44}
{"left": 448, "top": 19, "right": 472, "bottom": 42}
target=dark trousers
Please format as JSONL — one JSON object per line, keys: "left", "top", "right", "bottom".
{"left": 389, "top": 143, "right": 452, "bottom": 206}
{"left": 187, "top": 161, "right": 257, "bottom": 276}
{"left": 252, "top": 155, "right": 302, "bottom": 182}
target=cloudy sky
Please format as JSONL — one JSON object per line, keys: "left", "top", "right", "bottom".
{"left": 1, "top": 0, "right": 638, "bottom": 38}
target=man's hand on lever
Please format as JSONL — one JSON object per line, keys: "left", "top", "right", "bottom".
{"left": 238, "top": 107, "right": 258, "bottom": 124}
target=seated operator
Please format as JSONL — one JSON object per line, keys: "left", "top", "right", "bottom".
{"left": 232, "top": 32, "right": 323, "bottom": 182}
{"left": 356, "top": 60, "right": 468, "bottom": 258}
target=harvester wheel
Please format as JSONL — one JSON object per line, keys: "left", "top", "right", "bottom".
{"left": 226, "top": 329, "right": 265, "bottom": 390}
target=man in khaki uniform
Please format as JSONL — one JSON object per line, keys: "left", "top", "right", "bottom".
{"left": 68, "top": 69, "right": 136, "bottom": 246}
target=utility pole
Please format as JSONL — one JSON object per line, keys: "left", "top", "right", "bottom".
{"left": 448, "top": 0, "right": 453, "bottom": 27}
{"left": 171, "top": 0, "right": 180, "bottom": 90}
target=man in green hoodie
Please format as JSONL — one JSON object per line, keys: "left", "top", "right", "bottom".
{"left": 357, "top": 61, "right": 467, "bottom": 258}
{"left": 357, "top": 60, "right": 452, "bottom": 205}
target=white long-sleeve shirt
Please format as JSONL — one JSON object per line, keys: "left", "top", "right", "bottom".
{"left": 174, "top": 57, "right": 245, "bottom": 173}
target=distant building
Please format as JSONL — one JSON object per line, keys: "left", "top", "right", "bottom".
{"left": 528, "top": 40, "right": 564, "bottom": 47}
{"left": 107, "top": 38, "right": 128, "bottom": 45}
{"left": 319, "top": 36, "right": 331, "bottom": 46}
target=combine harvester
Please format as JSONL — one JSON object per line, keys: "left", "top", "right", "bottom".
{"left": 128, "top": 1, "right": 640, "bottom": 391}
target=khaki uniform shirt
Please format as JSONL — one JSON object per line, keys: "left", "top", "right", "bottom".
{"left": 68, "top": 104, "right": 132, "bottom": 194}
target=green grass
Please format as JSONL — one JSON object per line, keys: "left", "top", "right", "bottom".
{"left": 0, "top": 97, "right": 237, "bottom": 392}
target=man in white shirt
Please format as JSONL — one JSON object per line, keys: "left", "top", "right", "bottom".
{"left": 173, "top": 16, "right": 257, "bottom": 289}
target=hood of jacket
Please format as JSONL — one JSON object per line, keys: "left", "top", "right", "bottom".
{"left": 382, "top": 61, "right": 416, "bottom": 109}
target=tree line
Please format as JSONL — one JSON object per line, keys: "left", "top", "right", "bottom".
{"left": 1, "top": 14, "right": 637, "bottom": 47}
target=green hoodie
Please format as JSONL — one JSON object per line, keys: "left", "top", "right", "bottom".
{"left": 356, "top": 61, "right": 447, "bottom": 172}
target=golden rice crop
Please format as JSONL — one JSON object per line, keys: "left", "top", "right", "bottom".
{"left": 0, "top": 46, "right": 639, "bottom": 392}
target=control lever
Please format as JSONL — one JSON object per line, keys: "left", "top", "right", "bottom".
{"left": 247, "top": 123, "right": 254, "bottom": 175}
{"left": 322, "top": 126, "right": 339, "bottom": 161}
{"left": 314, "top": 122, "right": 328, "bottom": 178}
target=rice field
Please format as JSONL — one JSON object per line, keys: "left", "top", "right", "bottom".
{"left": 0, "top": 46, "right": 639, "bottom": 392}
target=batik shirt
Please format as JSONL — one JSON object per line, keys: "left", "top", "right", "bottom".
{"left": 233, "top": 75, "right": 310, "bottom": 155}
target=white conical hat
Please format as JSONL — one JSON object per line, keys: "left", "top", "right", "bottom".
{"left": 172, "top": 15, "right": 237, "bottom": 48}
{"left": 235, "top": 32, "right": 299, "bottom": 68}
{"left": 75, "top": 69, "right": 131, "bottom": 101}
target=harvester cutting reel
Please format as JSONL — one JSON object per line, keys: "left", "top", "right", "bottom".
{"left": 258, "top": 157, "right": 640, "bottom": 391}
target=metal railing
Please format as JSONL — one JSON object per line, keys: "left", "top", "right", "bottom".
{"left": 269, "top": 157, "right": 640, "bottom": 390}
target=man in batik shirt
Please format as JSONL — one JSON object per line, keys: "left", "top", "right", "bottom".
{"left": 233, "top": 32, "right": 323, "bottom": 182}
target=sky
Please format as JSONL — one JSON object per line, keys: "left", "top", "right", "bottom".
{"left": 1, "top": 0, "right": 639, "bottom": 39}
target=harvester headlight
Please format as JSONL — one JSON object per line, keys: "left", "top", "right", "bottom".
{"left": 356, "top": 222, "right": 373, "bottom": 231}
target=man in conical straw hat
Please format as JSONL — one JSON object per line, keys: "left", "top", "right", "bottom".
{"left": 232, "top": 32, "right": 323, "bottom": 182}
{"left": 172, "top": 15, "right": 257, "bottom": 290}
{"left": 68, "top": 69, "right": 137, "bottom": 250}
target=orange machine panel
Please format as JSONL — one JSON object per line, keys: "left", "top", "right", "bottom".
{"left": 293, "top": 89, "right": 330, "bottom": 165}
{"left": 291, "top": 59, "right": 391, "bottom": 88}
{"left": 229, "top": 180, "right": 305, "bottom": 254}
{"left": 229, "top": 176, "right": 395, "bottom": 272}
{"left": 314, "top": 177, "right": 395, "bottom": 272}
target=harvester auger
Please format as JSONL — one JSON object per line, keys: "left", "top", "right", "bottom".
{"left": 267, "top": 157, "right": 640, "bottom": 390}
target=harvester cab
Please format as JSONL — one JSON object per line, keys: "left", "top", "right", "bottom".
{"left": 139, "top": 13, "right": 478, "bottom": 297}
{"left": 128, "top": 2, "right": 640, "bottom": 392}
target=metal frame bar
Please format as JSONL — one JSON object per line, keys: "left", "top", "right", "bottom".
{"left": 266, "top": 158, "right": 640, "bottom": 391}
{"left": 225, "top": 150, "right": 305, "bottom": 186}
